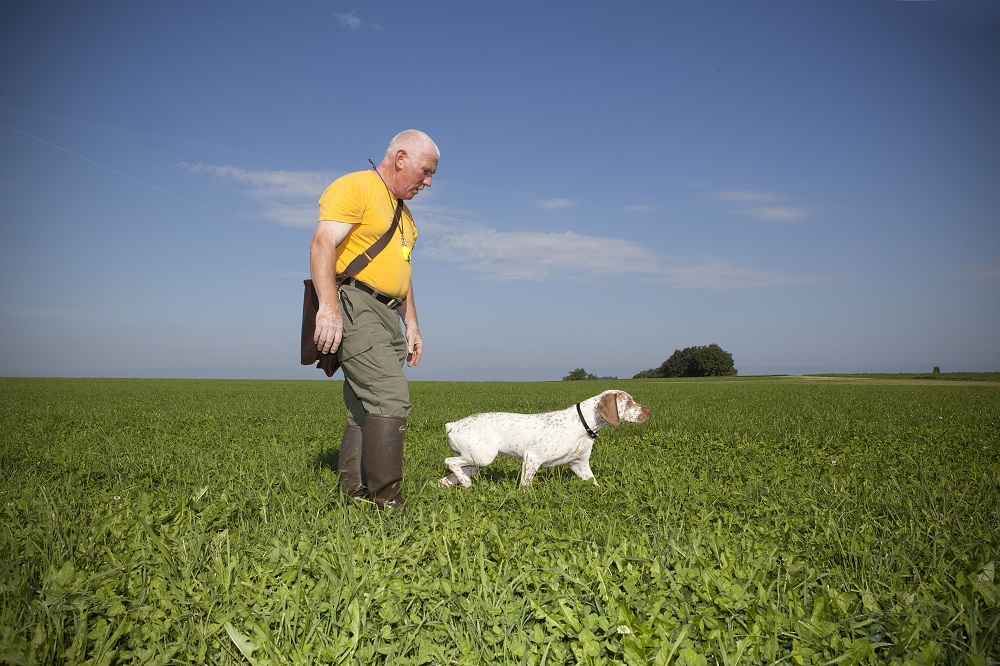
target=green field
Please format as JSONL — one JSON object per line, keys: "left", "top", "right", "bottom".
{"left": 1, "top": 376, "right": 998, "bottom": 665}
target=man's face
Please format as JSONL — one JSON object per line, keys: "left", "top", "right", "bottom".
{"left": 397, "top": 149, "right": 438, "bottom": 200}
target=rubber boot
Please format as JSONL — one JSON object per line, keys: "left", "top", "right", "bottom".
{"left": 362, "top": 414, "right": 406, "bottom": 511}
{"left": 337, "top": 424, "right": 366, "bottom": 499}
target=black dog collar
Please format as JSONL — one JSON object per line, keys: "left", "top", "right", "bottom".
{"left": 576, "top": 402, "right": 598, "bottom": 439}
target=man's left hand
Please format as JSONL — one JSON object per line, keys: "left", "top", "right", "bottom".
{"left": 406, "top": 326, "right": 423, "bottom": 367}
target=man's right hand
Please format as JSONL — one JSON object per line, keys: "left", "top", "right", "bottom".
{"left": 309, "top": 219, "right": 355, "bottom": 355}
{"left": 313, "top": 303, "right": 344, "bottom": 355}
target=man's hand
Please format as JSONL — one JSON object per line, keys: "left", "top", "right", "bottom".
{"left": 310, "top": 219, "right": 354, "bottom": 356}
{"left": 314, "top": 302, "right": 344, "bottom": 355}
{"left": 399, "top": 280, "right": 421, "bottom": 367}
{"left": 405, "top": 325, "right": 422, "bottom": 367}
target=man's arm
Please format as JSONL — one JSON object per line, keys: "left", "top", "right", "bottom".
{"left": 309, "top": 220, "right": 354, "bottom": 354}
{"left": 398, "top": 279, "right": 422, "bottom": 367}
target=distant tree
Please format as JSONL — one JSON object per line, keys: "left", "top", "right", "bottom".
{"left": 932, "top": 366, "right": 941, "bottom": 374}
{"left": 689, "top": 343, "right": 737, "bottom": 377}
{"left": 563, "top": 368, "right": 598, "bottom": 381}
{"left": 633, "top": 343, "right": 737, "bottom": 378}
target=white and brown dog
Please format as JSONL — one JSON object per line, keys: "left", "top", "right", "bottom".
{"left": 438, "top": 390, "right": 651, "bottom": 488}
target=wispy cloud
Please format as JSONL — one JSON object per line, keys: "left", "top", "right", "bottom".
{"left": 418, "top": 220, "right": 826, "bottom": 289}
{"left": 738, "top": 206, "right": 810, "bottom": 222}
{"left": 183, "top": 164, "right": 335, "bottom": 199}
{"left": 334, "top": 11, "right": 380, "bottom": 31}
{"left": 419, "top": 224, "right": 659, "bottom": 281}
{"left": 623, "top": 204, "right": 656, "bottom": 213}
{"left": 707, "top": 188, "right": 810, "bottom": 223}
{"left": 182, "top": 164, "right": 338, "bottom": 227}
{"left": 335, "top": 11, "right": 363, "bottom": 30}
{"left": 537, "top": 198, "right": 577, "bottom": 209}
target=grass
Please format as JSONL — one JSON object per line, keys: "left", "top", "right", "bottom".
{"left": 1, "top": 376, "right": 998, "bottom": 664}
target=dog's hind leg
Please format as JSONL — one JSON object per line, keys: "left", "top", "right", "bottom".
{"left": 438, "top": 472, "right": 460, "bottom": 487}
{"left": 440, "top": 457, "right": 478, "bottom": 488}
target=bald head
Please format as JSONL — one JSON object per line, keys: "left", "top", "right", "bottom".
{"left": 383, "top": 129, "right": 440, "bottom": 163}
{"left": 377, "top": 130, "right": 440, "bottom": 200}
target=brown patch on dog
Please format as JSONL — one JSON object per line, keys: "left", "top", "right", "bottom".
{"left": 596, "top": 392, "right": 621, "bottom": 426}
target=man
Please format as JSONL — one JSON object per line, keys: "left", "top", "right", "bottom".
{"left": 309, "top": 129, "right": 439, "bottom": 510}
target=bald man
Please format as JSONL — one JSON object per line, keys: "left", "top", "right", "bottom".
{"left": 309, "top": 130, "right": 440, "bottom": 510}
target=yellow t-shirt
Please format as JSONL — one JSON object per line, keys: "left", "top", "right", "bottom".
{"left": 318, "top": 170, "right": 417, "bottom": 299}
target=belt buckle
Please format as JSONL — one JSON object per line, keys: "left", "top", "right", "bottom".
{"left": 349, "top": 278, "right": 400, "bottom": 308}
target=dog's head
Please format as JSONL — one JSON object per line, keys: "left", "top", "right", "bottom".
{"left": 596, "top": 391, "right": 651, "bottom": 426}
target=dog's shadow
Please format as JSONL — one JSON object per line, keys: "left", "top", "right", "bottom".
{"left": 317, "top": 448, "right": 588, "bottom": 490}
{"left": 461, "top": 461, "right": 580, "bottom": 488}
{"left": 470, "top": 466, "right": 519, "bottom": 485}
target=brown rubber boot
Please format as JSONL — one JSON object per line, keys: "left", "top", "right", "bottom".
{"left": 337, "top": 424, "right": 366, "bottom": 499}
{"left": 361, "top": 414, "right": 406, "bottom": 511}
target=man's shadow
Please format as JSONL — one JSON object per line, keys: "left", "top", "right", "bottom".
{"left": 316, "top": 445, "right": 340, "bottom": 473}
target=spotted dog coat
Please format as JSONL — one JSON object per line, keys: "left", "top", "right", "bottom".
{"left": 438, "top": 390, "right": 651, "bottom": 488}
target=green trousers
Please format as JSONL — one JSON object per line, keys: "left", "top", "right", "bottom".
{"left": 337, "top": 282, "right": 412, "bottom": 426}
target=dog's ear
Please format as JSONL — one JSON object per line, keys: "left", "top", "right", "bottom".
{"left": 597, "top": 392, "right": 621, "bottom": 426}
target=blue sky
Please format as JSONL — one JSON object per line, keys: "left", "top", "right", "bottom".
{"left": 2, "top": 0, "right": 998, "bottom": 381}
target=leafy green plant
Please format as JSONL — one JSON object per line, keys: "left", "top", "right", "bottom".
{"left": 1, "top": 376, "right": 997, "bottom": 664}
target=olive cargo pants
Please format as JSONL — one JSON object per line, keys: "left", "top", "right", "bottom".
{"left": 337, "top": 281, "right": 412, "bottom": 426}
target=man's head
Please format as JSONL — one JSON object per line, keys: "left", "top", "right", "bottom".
{"left": 379, "top": 130, "right": 440, "bottom": 200}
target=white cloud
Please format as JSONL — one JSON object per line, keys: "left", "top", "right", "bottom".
{"left": 182, "top": 164, "right": 339, "bottom": 227}
{"left": 183, "top": 164, "right": 336, "bottom": 199}
{"left": 706, "top": 188, "right": 810, "bottom": 222}
{"left": 259, "top": 202, "right": 319, "bottom": 228}
{"left": 420, "top": 226, "right": 659, "bottom": 281}
{"left": 537, "top": 198, "right": 577, "bottom": 209}
{"left": 418, "top": 221, "right": 826, "bottom": 289}
{"left": 335, "top": 11, "right": 362, "bottom": 30}
{"left": 738, "top": 206, "right": 810, "bottom": 222}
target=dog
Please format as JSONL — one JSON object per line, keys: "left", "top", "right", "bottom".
{"left": 438, "top": 390, "right": 651, "bottom": 488}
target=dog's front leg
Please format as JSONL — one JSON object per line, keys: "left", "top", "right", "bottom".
{"left": 520, "top": 454, "right": 542, "bottom": 488}
{"left": 569, "top": 459, "right": 598, "bottom": 486}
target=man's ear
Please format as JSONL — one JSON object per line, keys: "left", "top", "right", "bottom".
{"left": 394, "top": 150, "right": 408, "bottom": 170}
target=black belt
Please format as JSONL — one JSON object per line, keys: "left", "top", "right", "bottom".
{"left": 343, "top": 278, "right": 403, "bottom": 309}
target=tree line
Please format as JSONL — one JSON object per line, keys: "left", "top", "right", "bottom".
{"left": 563, "top": 343, "right": 737, "bottom": 381}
